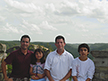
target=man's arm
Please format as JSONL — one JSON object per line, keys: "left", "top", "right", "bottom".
{"left": 45, "top": 69, "right": 54, "bottom": 81}
{"left": 1, "top": 61, "right": 9, "bottom": 81}
{"left": 86, "top": 78, "right": 91, "bottom": 81}
{"left": 72, "top": 76, "right": 78, "bottom": 81}
{"left": 37, "top": 73, "right": 45, "bottom": 78}
{"left": 29, "top": 66, "right": 36, "bottom": 76}
{"left": 60, "top": 69, "right": 72, "bottom": 81}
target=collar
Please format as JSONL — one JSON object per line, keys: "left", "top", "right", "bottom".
{"left": 55, "top": 49, "right": 66, "bottom": 56}
{"left": 19, "top": 48, "right": 29, "bottom": 55}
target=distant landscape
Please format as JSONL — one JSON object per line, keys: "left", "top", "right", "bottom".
{"left": 1, "top": 40, "right": 108, "bottom": 60}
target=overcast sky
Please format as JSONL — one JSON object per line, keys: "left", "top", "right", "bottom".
{"left": 0, "top": 0, "right": 108, "bottom": 44}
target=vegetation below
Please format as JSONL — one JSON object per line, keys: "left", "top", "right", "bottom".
{"left": 1, "top": 40, "right": 108, "bottom": 59}
{"left": 1, "top": 40, "right": 108, "bottom": 76}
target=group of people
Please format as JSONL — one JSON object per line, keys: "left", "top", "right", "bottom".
{"left": 1, "top": 35, "right": 95, "bottom": 81}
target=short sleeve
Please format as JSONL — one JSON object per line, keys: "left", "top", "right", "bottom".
{"left": 30, "top": 64, "right": 33, "bottom": 67}
{"left": 69, "top": 53, "right": 74, "bottom": 69}
{"left": 44, "top": 53, "right": 52, "bottom": 70}
{"left": 72, "top": 59, "right": 77, "bottom": 76}
{"left": 4, "top": 52, "right": 15, "bottom": 64}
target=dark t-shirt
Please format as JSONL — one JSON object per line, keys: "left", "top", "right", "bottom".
{"left": 4, "top": 48, "right": 33, "bottom": 78}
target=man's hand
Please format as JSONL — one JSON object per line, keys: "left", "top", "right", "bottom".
{"left": 37, "top": 73, "right": 45, "bottom": 78}
{"left": 31, "top": 75, "right": 39, "bottom": 80}
{"left": 5, "top": 78, "right": 13, "bottom": 81}
{"left": 86, "top": 78, "right": 91, "bottom": 81}
{"left": 60, "top": 79, "right": 66, "bottom": 81}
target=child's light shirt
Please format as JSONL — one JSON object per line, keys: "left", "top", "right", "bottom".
{"left": 44, "top": 49, "right": 74, "bottom": 81}
{"left": 72, "top": 57, "right": 95, "bottom": 81}
{"left": 30, "top": 62, "right": 45, "bottom": 74}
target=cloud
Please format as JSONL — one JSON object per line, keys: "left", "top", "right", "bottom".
{"left": 54, "top": 0, "right": 80, "bottom": 16}
{"left": 0, "top": 16, "right": 6, "bottom": 21}
{"left": 75, "top": 25, "right": 89, "bottom": 32}
{"left": 0, "top": 0, "right": 108, "bottom": 43}
{"left": 39, "top": 21, "right": 58, "bottom": 31}
{"left": 45, "top": 3, "right": 56, "bottom": 12}
{"left": 52, "top": 0, "right": 108, "bottom": 23}
{"left": 66, "top": 33, "right": 71, "bottom": 36}
{"left": 21, "top": 20, "right": 43, "bottom": 34}
{"left": 4, "top": 0, "right": 43, "bottom": 13}
{"left": 2, "top": 23, "right": 24, "bottom": 34}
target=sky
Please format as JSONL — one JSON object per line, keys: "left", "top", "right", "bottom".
{"left": 0, "top": 0, "right": 108, "bottom": 44}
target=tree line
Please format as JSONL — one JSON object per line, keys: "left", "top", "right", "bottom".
{"left": 1, "top": 41, "right": 108, "bottom": 59}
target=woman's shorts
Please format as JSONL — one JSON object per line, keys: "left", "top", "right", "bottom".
{"left": 30, "top": 78, "right": 46, "bottom": 81}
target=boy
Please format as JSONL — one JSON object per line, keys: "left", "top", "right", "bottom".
{"left": 72, "top": 43, "right": 95, "bottom": 81}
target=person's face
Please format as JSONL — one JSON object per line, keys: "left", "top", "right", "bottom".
{"left": 55, "top": 39, "right": 66, "bottom": 51}
{"left": 20, "top": 38, "right": 30, "bottom": 50}
{"left": 35, "top": 52, "right": 43, "bottom": 61}
{"left": 79, "top": 47, "right": 89, "bottom": 57}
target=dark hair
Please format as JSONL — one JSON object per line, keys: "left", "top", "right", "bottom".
{"left": 30, "top": 48, "right": 45, "bottom": 65}
{"left": 78, "top": 43, "right": 90, "bottom": 52}
{"left": 20, "top": 35, "right": 31, "bottom": 42}
{"left": 55, "top": 35, "right": 65, "bottom": 43}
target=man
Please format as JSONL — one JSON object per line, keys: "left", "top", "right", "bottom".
{"left": 44, "top": 35, "right": 74, "bottom": 81}
{"left": 1, "top": 35, "right": 33, "bottom": 81}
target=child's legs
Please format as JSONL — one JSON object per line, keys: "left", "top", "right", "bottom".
{"left": 30, "top": 78, "right": 46, "bottom": 81}
{"left": 39, "top": 78, "right": 46, "bottom": 81}
{"left": 30, "top": 79, "right": 35, "bottom": 81}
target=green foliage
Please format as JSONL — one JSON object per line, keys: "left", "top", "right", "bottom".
{"left": 29, "top": 46, "right": 33, "bottom": 50}
{"left": 13, "top": 48, "right": 16, "bottom": 51}
{"left": 31, "top": 42, "right": 54, "bottom": 51}
{"left": 1, "top": 40, "right": 108, "bottom": 76}
{"left": 1, "top": 41, "right": 108, "bottom": 59}
{"left": 46, "top": 43, "right": 53, "bottom": 51}
{"left": 7, "top": 65, "right": 12, "bottom": 76}
{"left": 0, "top": 40, "right": 20, "bottom": 49}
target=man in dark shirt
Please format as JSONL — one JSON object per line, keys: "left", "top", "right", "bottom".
{"left": 1, "top": 35, "right": 33, "bottom": 81}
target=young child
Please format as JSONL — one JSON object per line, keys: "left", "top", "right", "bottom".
{"left": 72, "top": 43, "right": 95, "bottom": 81}
{"left": 30, "top": 48, "right": 46, "bottom": 81}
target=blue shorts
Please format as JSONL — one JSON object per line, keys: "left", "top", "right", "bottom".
{"left": 30, "top": 78, "right": 46, "bottom": 81}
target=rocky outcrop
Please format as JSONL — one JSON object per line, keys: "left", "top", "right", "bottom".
{"left": 0, "top": 43, "right": 7, "bottom": 81}
{"left": 91, "top": 51, "right": 108, "bottom": 81}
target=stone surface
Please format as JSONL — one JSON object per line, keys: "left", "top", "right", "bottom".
{"left": 0, "top": 43, "right": 6, "bottom": 53}
{"left": 91, "top": 51, "right": 108, "bottom": 81}
{"left": 93, "top": 58, "right": 108, "bottom": 67}
{"left": 91, "top": 51, "right": 108, "bottom": 58}
{"left": 0, "top": 43, "right": 7, "bottom": 81}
